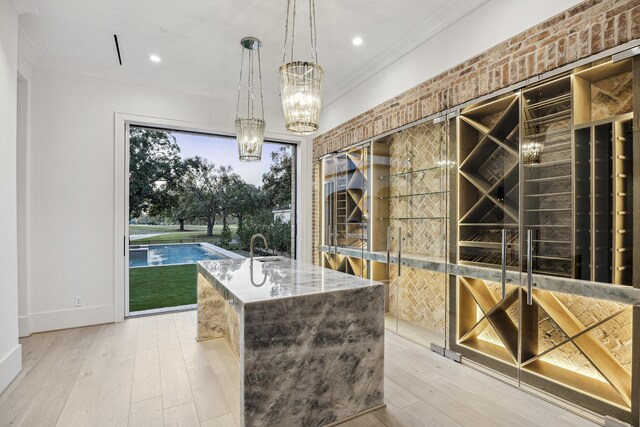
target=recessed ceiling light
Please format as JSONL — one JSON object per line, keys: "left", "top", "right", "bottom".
{"left": 352, "top": 37, "right": 363, "bottom": 46}
{"left": 150, "top": 55, "right": 161, "bottom": 63}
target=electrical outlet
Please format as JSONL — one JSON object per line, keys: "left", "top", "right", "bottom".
{"left": 74, "top": 297, "right": 82, "bottom": 307}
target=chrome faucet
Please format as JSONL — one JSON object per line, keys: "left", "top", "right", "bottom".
{"left": 250, "top": 234, "right": 269, "bottom": 261}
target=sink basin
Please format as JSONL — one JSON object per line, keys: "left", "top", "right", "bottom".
{"left": 252, "top": 256, "right": 290, "bottom": 263}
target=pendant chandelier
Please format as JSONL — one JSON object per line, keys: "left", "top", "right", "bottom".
{"left": 279, "top": 0, "right": 324, "bottom": 135}
{"left": 522, "top": 141, "right": 543, "bottom": 164}
{"left": 235, "top": 37, "right": 266, "bottom": 162}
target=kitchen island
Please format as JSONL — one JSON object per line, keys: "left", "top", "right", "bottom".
{"left": 197, "top": 256, "right": 385, "bottom": 427}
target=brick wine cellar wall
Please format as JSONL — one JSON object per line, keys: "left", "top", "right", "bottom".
{"left": 386, "top": 121, "right": 448, "bottom": 258}
{"left": 312, "top": 0, "right": 640, "bottom": 264}
{"left": 383, "top": 121, "right": 448, "bottom": 333}
{"left": 313, "top": 0, "right": 639, "bottom": 159}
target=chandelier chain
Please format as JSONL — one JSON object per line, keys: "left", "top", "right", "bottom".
{"left": 310, "top": 0, "right": 318, "bottom": 63}
{"left": 282, "top": 0, "right": 291, "bottom": 63}
{"left": 282, "top": 0, "right": 318, "bottom": 63}
{"left": 235, "top": 46, "right": 244, "bottom": 120}
{"left": 258, "top": 48, "right": 265, "bottom": 121}
{"left": 290, "top": 0, "right": 296, "bottom": 61}
{"left": 248, "top": 49, "right": 253, "bottom": 118}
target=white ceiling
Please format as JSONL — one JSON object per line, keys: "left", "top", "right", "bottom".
{"left": 20, "top": 0, "right": 488, "bottom": 112}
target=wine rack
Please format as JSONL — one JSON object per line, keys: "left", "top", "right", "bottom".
{"left": 458, "top": 93, "right": 520, "bottom": 268}
{"left": 572, "top": 59, "right": 634, "bottom": 285}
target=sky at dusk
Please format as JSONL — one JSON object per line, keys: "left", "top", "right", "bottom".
{"left": 170, "top": 132, "right": 291, "bottom": 187}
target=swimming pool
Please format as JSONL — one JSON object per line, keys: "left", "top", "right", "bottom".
{"left": 129, "top": 243, "right": 225, "bottom": 268}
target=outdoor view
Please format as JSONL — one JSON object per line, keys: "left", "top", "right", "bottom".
{"left": 128, "top": 127, "right": 295, "bottom": 314}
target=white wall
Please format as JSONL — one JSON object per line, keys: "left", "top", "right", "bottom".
{"left": 320, "top": 0, "right": 583, "bottom": 133}
{"left": 0, "top": 0, "right": 21, "bottom": 394}
{"left": 28, "top": 66, "right": 305, "bottom": 331}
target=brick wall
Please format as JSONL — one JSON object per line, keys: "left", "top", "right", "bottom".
{"left": 312, "top": 0, "right": 640, "bottom": 265}
{"left": 312, "top": 0, "right": 640, "bottom": 159}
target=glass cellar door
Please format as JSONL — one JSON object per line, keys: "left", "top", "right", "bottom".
{"left": 454, "top": 92, "right": 523, "bottom": 378}
{"left": 517, "top": 62, "right": 637, "bottom": 424}
{"left": 321, "top": 155, "right": 339, "bottom": 270}
{"left": 373, "top": 117, "right": 450, "bottom": 352}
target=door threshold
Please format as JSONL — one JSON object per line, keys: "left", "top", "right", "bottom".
{"left": 128, "top": 304, "right": 197, "bottom": 318}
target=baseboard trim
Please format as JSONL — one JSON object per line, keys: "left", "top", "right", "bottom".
{"left": 30, "top": 304, "right": 115, "bottom": 333}
{"left": 0, "top": 345, "right": 22, "bottom": 395}
{"left": 18, "top": 315, "right": 31, "bottom": 338}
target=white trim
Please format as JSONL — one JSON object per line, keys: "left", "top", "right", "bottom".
{"left": 129, "top": 304, "right": 197, "bottom": 317}
{"left": 0, "top": 345, "right": 22, "bottom": 395}
{"left": 30, "top": 305, "right": 114, "bottom": 333}
{"left": 18, "top": 315, "right": 31, "bottom": 338}
{"left": 296, "top": 136, "right": 313, "bottom": 263}
{"left": 123, "top": 122, "right": 130, "bottom": 317}
{"left": 16, "top": 60, "right": 33, "bottom": 341}
{"left": 114, "top": 113, "right": 304, "bottom": 322}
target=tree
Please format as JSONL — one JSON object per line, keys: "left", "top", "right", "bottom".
{"left": 150, "top": 157, "right": 200, "bottom": 231}
{"left": 237, "top": 210, "right": 273, "bottom": 253}
{"left": 269, "top": 217, "right": 292, "bottom": 255}
{"left": 261, "top": 146, "right": 293, "bottom": 209}
{"left": 229, "top": 181, "right": 261, "bottom": 234}
{"left": 181, "top": 158, "right": 225, "bottom": 237}
{"left": 237, "top": 211, "right": 292, "bottom": 256}
{"left": 129, "top": 128, "right": 182, "bottom": 218}
{"left": 215, "top": 165, "right": 242, "bottom": 235}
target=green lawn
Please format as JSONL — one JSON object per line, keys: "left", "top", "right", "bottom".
{"left": 129, "top": 224, "right": 209, "bottom": 234}
{"left": 129, "top": 264, "right": 197, "bottom": 312}
{"left": 130, "top": 225, "right": 238, "bottom": 245}
{"left": 134, "top": 232, "right": 219, "bottom": 244}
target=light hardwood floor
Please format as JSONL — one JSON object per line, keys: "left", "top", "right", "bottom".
{"left": 0, "top": 311, "right": 599, "bottom": 427}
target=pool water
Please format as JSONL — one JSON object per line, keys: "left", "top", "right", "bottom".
{"left": 129, "top": 244, "right": 224, "bottom": 268}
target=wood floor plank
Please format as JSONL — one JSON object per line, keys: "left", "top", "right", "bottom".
{"left": 164, "top": 402, "right": 200, "bottom": 427}
{"left": 205, "top": 341, "right": 240, "bottom": 426}
{"left": 372, "top": 398, "right": 461, "bottom": 427}
{"left": 383, "top": 378, "right": 420, "bottom": 409}
{"left": 445, "top": 370, "right": 565, "bottom": 420}
{"left": 87, "top": 354, "right": 136, "bottom": 427}
{"left": 131, "top": 317, "right": 162, "bottom": 403}
{"left": 199, "top": 413, "right": 236, "bottom": 427}
{"left": 176, "top": 314, "right": 211, "bottom": 371}
{"left": 338, "top": 412, "right": 387, "bottom": 427}
{"left": 428, "top": 378, "right": 530, "bottom": 427}
{"left": 555, "top": 411, "right": 601, "bottom": 426}
{"left": 187, "top": 365, "right": 230, "bottom": 422}
{"left": 0, "top": 329, "right": 84, "bottom": 426}
{"left": 384, "top": 357, "right": 441, "bottom": 394}
{"left": 157, "top": 315, "right": 194, "bottom": 409}
{"left": 15, "top": 327, "right": 100, "bottom": 427}
{"left": 0, "top": 312, "right": 602, "bottom": 427}
{"left": 129, "top": 396, "right": 164, "bottom": 427}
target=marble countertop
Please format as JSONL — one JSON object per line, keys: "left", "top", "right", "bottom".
{"left": 197, "top": 257, "right": 383, "bottom": 304}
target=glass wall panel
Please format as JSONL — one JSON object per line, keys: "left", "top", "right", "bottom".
{"left": 373, "top": 118, "right": 450, "bottom": 349}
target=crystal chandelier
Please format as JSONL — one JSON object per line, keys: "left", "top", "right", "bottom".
{"left": 235, "top": 37, "right": 266, "bottom": 162}
{"left": 279, "top": 0, "right": 324, "bottom": 135}
{"left": 522, "top": 141, "right": 543, "bottom": 164}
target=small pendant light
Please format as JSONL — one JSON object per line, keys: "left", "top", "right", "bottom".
{"left": 279, "top": 0, "right": 324, "bottom": 135}
{"left": 235, "top": 37, "right": 266, "bottom": 162}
